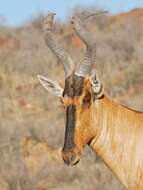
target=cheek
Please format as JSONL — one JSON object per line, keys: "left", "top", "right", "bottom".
{"left": 79, "top": 106, "right": 91, "bottom": 126}
{"left": 74, "top": 107, "right": 91, "bottom": 147}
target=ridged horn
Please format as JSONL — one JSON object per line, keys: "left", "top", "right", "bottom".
{"left": 72, "top": 11, "right": 108, "bottom": 77}
{"left": 43, "top": 13, "right": 74, "bottom": 78}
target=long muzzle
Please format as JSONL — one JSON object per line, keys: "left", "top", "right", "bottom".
{"left": 62, "top": 105, "right": 81, "bottom": 165}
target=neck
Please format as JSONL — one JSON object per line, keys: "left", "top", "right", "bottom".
{"left": 89, "top": 96, "right": 143, "bottom": 190}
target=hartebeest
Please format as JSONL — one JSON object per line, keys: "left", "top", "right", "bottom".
{"left": 38, "top": 12, "right": 143, "bottom": 190}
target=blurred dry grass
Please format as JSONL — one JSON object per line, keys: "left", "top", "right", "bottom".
{"left": 0, "top": 7, "right": 143, "bottom": 190}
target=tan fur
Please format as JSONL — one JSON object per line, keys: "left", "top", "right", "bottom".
{"left": 62, "top": 78, "right": 143, "bottom": 190}
{"left": 90, "top": 96, "right": 143, "bottom": 190}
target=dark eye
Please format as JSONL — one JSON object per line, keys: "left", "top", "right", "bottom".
{"left": 82, "top": 94, "right": 91, "bottom": 105}
{"left": 60, "top": 98, "right": 63, "bottom": 104}
{"left": 83, "top": 98, "right": 88, "bottom": 104}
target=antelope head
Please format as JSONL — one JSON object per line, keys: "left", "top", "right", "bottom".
{"left": 38, "top": 12, "right": 105, "bottom": 165}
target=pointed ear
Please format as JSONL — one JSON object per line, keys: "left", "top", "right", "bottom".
{"left": 90, "top": 70, "right": 104, "bottom": 99}
{"left": 37, "top": 75, "right": 64, "bottom": 97}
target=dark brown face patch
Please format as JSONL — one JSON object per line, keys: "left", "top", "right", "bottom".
{"left": 62, "top": 74, "right": 84, "bottom": 153}
{"left": 63, "top": 74, "right": 84, "bottom": 97}
{"left": 62, "top": 104, "right": 76, "bottom": 153}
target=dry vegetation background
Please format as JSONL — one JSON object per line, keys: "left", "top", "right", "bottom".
{"left": 0, "top": 7, "right": 143, "bottom": 190}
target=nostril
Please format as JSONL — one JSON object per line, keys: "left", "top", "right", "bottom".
{"left": 62, "top": 152, "right": 76, "bottom": 165}
{"left": 69, "top": 152, "right": 76, "bottom": 162}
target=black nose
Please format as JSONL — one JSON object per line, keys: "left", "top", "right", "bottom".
{"left": 62, "top": 151, "right": 76, "bottom": 165}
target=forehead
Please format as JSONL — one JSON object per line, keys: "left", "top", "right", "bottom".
{"left": 63, "top": 74, "right": 84, "bottom": 97}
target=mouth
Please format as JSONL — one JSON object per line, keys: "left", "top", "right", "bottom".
{"left": 72, "top": 159, "right": 80, "bottom": 165}
{"left": 64, "top": 158, "right": 80, "bottom": 166}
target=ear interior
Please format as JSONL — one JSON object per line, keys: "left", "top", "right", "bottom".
{"left": 37, "top": 74, "right": 64, "bottom": 97}
{"left": 90, "top": 78, "right": 104, "bottom": 98}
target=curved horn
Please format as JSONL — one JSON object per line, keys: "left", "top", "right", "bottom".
{"left": 43, "top": 13, "right": 74, "bottom": 78}
{"left": 72, "top": 11, "right": 108, "bottom": 77}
